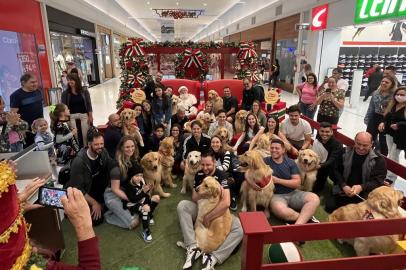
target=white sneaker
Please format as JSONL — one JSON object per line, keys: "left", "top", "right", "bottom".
{"left": 183, "top": 246, "right": 202, "bottom": 269}
{"left": 202, "top": 254, "right": 217, "bottom": 270}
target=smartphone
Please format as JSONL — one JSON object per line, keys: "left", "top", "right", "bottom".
{"left": 325, "top": 88, "right": 332, "bottom": 93}
{"left": 38, "top": 186, "right": 67, "bottom": 209}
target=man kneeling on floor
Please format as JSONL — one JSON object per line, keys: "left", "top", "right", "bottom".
{"left": 265, "top": 139, "right": 320, "bottom": 224}
{"left": 177, "top": 152, "right": 243, "bottom": 270}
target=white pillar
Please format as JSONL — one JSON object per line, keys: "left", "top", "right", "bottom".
{"left": 317, "top": 30, "right": 341, "bottom": 81}
{"left": 40, "top": 3, "right": 57, "bottom": 88}
{"left": 350, "top": 69, "right": 363, "bottom": 108}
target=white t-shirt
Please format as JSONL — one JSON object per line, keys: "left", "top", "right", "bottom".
{"left": 281, "top": 118, "right": 312, "bottom": 142}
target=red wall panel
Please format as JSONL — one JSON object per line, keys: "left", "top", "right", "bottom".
{"left": 0, "top": 0, "right": 51, "bottom": 90}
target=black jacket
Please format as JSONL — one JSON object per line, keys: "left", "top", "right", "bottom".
{"left": 367, "top": 71, "right": 383, "bottom": 92}
{"left": 182, "top": 134, "right": 211, "bottom": 160}
{"left": 316, "top": 135, "right": 343, "bottom": 169}
{"left": 66, "top": 148, "right": 120, "bottom": 202}
{"left": 334, "top": 147, "right": 386, "bottom": 197}
{"left": 241, "top": 88, "right": 261, "bottom": 111}
{"left": 61, "top": 89, "right": 93, "bottom": 113}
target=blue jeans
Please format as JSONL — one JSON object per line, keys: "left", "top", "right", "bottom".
{"left": 299, "top": 102, "right": 316, "bottom": 120}
{"left": 104, "top": 188, "right": 138, "bottom": 229}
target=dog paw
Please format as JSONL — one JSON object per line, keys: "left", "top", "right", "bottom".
{"left": 171, "top": 183, "right": 178, "bottom": 188}
{"left": 162, "top": 192, "right": 171, "bottom": 198}
{"left": 180, "top": 188, "right": 186, "bottom": 194}
{"left": 241, "top": 206, "right": 247, "bottom": 212}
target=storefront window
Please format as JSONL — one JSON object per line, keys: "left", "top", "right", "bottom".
{"left": 113, "top": 35, "right": 123, "bottom": 77}
{"left": 208, "top": 53, "right": 221, "bottom": 80}
{"left": 275, "top": 39, "right": 298, "bottom": 84}
{"left": 100, "top": 33, "right": 113, "bottom": 80}
{"left": 160, "top": 54, "right": 176, "bottom": 78}
{"left": 50, "top": 32, "right": 97, "bottom": 88}
{"left": 0, "top": 29, "right": 42, "bottom": 109}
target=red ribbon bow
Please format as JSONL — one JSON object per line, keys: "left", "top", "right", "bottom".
{"left": 183, "top": 48, "right": 203, "bottom": 69}
{"left": 124, "top": 38, "right": 145, "bottom": 58}
{"left": 238, "top": 41, "right": 258, "bottom": 60}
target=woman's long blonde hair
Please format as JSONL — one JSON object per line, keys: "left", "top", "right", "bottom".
{"left": 116, "top": 136, "right": 139, "bottom": 179}
{"left": 379, "top": 75, "right": 397, "bottom": 95}
{"left": 384, "top": 86, "right": 406, "bottom": 119}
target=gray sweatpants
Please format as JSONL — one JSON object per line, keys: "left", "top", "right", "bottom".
{"left": 177, "top": 200, "right": 243, "bottom": 264}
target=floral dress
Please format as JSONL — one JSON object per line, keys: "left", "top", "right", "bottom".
{"left": 317, "top": 89, "right": 345, "bottom": 124}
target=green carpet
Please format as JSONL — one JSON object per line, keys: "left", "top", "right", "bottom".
{"left": 60, "top": 180, "right": 355, "bottom": 269}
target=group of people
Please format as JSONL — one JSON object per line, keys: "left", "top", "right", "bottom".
{"left": 296, "top": 66, "right": 405, "bottom": 176}
{"left": 1, "top": 69, "right": 404, "bottom": 270}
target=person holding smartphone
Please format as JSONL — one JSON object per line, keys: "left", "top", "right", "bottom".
{"left": 315, "top": 76, "right": 345, "bottom": 125}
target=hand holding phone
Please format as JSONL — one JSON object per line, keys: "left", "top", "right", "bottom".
{"left": 38, "top": 186, "right": 67, "bottom": 209}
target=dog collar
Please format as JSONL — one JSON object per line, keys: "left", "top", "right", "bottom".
{"left": 258, "top": 175, "right": 272, "bottom": 189}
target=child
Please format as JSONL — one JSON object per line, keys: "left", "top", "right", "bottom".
{"left": 32, "top": 118, "right": 58, "bottom": 179}
{"left": 5, "top": 111, "right": 28, "bottom": 152}
{"left": 0, "top": 96, "right": 9, "bottom": 153}
{"left": 146, "top": 124, "right": 165, "bottom": 152}
{"left": 50, "top": 104, "right": 80, "bottom": 165}
{"left": 122, "top": 163, "right": 159, "bottom": 243}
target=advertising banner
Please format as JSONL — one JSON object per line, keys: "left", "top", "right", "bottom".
{"left": 0, "top": 30, "right": 42, "bottom": 109}
{"left": 161, "top": 20, "right": 175, "bottom": 42}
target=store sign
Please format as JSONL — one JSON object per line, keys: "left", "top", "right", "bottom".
{"left": 79, "top": 29, "right": 96, "bottom": 38}
{"left": 311, "top": 4, "right": 329, "bottom": 31}
{"left": 355, "top": 0, "right": 406, "bottom": 24}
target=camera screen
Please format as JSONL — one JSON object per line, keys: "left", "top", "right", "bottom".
{"left": 39, "top": 188, "right": 66, "bottom": 208}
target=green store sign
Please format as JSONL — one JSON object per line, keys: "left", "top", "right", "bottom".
{"left": 355, "top": 0, "right": 406, "bottom": 24}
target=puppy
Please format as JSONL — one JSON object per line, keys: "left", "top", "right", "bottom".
{"left": 238, "top": 150, "right": 274, "bottom": 215}
{"left": 171, "top": 95, "right": 180, "bottom": 116}
{"left": 234, "top": 110, "right": 248, "bottom": 134}
{"left": 207, "top": 90, "right": 224, "bottom": 115}
{"left": 195, "top": 176, "right": 232, "bottom": 253}
{"left": 329, "top": 186, "right": 404, "bottom": 256}
{"left": 296, "top": 149, "right": 320, "bottom": 191}
{"left": 140, "top": 152, "right": 170, "bottom": 197}
{"left": 159, "top": 137, "right": 176, "bottom": 188}
{"left": 196, "top": 113, "right": 214, "bottom": 134}
{"left": 254, "top": 134, "right": 271, "bottom": 158}
{"left": 120, "top": 109, "right": 144, "bottom": 148}
{"left": 181, "top": 151, "right": 202, "bottom": 194}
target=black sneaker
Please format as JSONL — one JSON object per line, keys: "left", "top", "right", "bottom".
{"left": 230, "top": 197, "right": 237, "bottom": 211}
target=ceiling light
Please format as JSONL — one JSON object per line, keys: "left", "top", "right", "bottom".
{"left": 176, "top": 2, "right": 179, "bottom": 5}
{"left": 147, "top": 1, "right": 150, "bottom": 4}
{"left": 203, "top": 3, "right": 207, "bottom": 6}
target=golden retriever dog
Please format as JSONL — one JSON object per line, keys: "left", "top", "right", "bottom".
{"left": 207, "top": 90, "right": 224, "bottom": 115}
{"left": 171, "top": 95, "right": 180, "bottom": 116}
{"left": 196, "top": 112, "right": 214, "bottom": 134}
{"left": 213, "top": 127, "right": 233, "bottom": 152}
{"left": 234, "top": 110, "right": 248, "bottom": 134}
{"left": 140, "top": 152, "right": 170, "bottom": 198}
{"left": 181, "top": 151, "right": 202, "bottom": 194}
{"left": 296, "top": 149, "right": 320, "bottom": 191}
{"left": 254, "top": 134, "right": 271, "bottom": 158}
{"left": 195, "top": 176, "right": 232, "bottom": 253}
{"left": 328, "top": 186, "right": 404, "bottom": 256}
{"left": 238, "top": 150, "right": 274, "bottom": 215}
{"left": 158, "top": 137, "right": 176, "bottom": 188}
{"left": 120, "top": 109, "right": 144, "bottom": 147}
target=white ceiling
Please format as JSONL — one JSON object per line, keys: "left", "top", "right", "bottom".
{"left": 115, "top": 0, "right": 239, "bottom": 41}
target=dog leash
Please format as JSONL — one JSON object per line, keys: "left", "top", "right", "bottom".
{"left": 354, "top": 193, "right": 366, "bottom": 201}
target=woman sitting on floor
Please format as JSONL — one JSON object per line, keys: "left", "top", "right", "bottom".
{"left": 104, "top": 136, "right": 140, "bottom": 230}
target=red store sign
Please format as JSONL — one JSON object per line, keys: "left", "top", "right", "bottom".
{"left": 311, "top": 4, "right": 329, "bottom": 31}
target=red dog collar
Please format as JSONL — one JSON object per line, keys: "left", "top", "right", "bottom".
{"left": 257, "top": 175, "right": 272, "bottom": 189}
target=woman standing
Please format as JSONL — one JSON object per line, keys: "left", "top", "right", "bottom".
{"left": 170, "top": 123, "right": 184, "bottom": 175}
{"left": 104, "top": 136, "right": 140, "bottom": 229}
{"left": 315, "top": 77, "right": 345, "bottom": 125}
{"left": 296, "top": 73, "right": 319, "bottom": 119}
{"left": 378, "top": 86, "right": 406, "bottom": 182}
{"left": 151, "top": 87, "right": 172, "bottom": 135}
{"left": 61, "top": 73, "right": 93, "bottom": 148}
{"left": 250, "top": 100, "right": 267, "bottom": 127}
{"left": 364, "top": 75, "right": 397, "bottom": 155}
{"left": 233, "top": 112, "right": 264, "bottom": 153}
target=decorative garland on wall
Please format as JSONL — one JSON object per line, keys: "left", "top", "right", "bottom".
{"left": 117, "top": 38, "right": 259, "bottom": 108}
